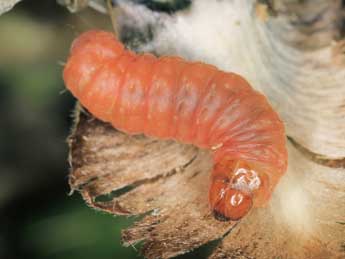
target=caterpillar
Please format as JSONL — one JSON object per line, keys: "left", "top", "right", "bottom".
{"left": 63, "top": 30, "right": 288, "bottom": 221}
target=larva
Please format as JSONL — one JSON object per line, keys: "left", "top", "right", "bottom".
{"left": 63, "top": 30, "right": 288, "bottom": 220}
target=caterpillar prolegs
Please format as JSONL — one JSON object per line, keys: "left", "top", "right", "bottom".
{"left": 63, "top": 30, "right": 288, "bottom": 220}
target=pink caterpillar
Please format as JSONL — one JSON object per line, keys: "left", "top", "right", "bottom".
{"left": 63, "top": 30, "right": 287, "bottom": 220}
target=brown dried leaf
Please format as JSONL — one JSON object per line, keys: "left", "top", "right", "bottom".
{"left": 69, "top": 109, "right": 345, "bottom": 259}
{"left": 69, "top": 109, "right": 236, "bottom": 258}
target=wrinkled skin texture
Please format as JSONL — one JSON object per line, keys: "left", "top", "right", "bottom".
{"left": 63, "top": 30, "right": 288, "bottom": 220}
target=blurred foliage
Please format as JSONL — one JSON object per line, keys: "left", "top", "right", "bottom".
{"left": 21, "top": 197, "right": 138, "bottom": 259}
{"left": 0, "top": 1, "right": 141, "bottom": 259}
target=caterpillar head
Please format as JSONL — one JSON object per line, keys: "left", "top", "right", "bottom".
{"left": 209, "top": 182, "right": 253, "bottom": 221}
{"left": 209, "top": 160, "right": 269, "bottom": 221}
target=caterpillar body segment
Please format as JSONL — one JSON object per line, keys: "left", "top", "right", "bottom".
{"left": 63, "top": 30, "right": 288, "bottom": 220}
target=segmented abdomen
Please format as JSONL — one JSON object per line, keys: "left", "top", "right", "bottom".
{"left": 64, "top": 30, "right": 287, "bottom": 220}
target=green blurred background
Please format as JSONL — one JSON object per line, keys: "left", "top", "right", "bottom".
{"left": 0, "top": 1, "right": 140, "bottom": 258}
